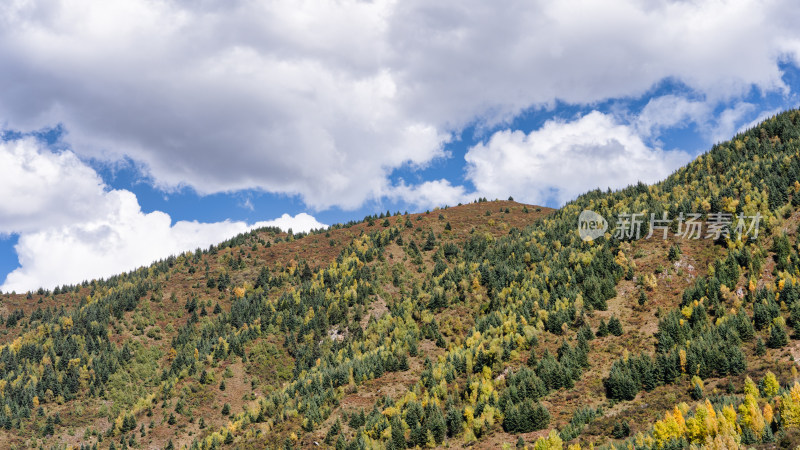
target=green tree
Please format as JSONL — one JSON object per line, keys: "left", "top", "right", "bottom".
{"left": 768, "top": 324, "right": 788, "bottom": 348}
{"left": 612, "top": 420, "right": 630, "bottom": 438}
{"left": 756, "top": 338, "right": 766, "bottom": 356}
{"left": 349, "top": 409, "right": 366, "bottom": 429}
{"left": 668, "top": 244, "right": 681, "bottom": 262}
{"left": 608, "top": 316, "right": 623, "bottom": 336}
{"left": 446, "top": 406, "right": 462, "bottom": 437}
{"left": 597, "top": 320, "right": 609, "bottom": 337}
{"left": 690, "top": 375, "right": 704, "bottom": 400}
{"left": 390, "top": 416, "right": 406, "bottom": 449}
{"left": 423, "top": 231, "right": 436, "bottom": 251}
{"left": 410, "top": 423, "right": 427, "bottom": 447}
{"left": 425, "top": 405, "right": 446, "bottom": 444}
{"left": 604, "top": 361, "right": 638, "bottom": 401}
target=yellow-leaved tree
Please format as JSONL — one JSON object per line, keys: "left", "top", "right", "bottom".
{"left": 685, "top": 399, "right": 717, "bottom": 443}
{"left": 761, "top": 371, "right": 780, "bottom": 398}
{"left": 743, "top": 376, "right": 759, "bottom": 399}
{"left": 738, "top": 394, "right": 765, "bottom": 438}
{"left": 533, "top": 429, "right": 563, "bottom": 450}
{"left": 653, "top": 406, "right": 687, "bottom": 446}
{"left": 763, "top": 403, "right": 774, "bottom": 425}
{"left": 780, "top": 382, "right": 800, "bottom": 428}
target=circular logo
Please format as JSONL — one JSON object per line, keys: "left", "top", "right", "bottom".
{"left": 578, "top": 210, "right": 607, "bottom": 241}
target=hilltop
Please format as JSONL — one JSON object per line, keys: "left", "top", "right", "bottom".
{"left": 1, "top": 110, "right": 800, "bottom": 449}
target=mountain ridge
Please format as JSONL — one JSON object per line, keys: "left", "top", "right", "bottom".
{"left": 1, "top": 110, "right": 800, "bottom": 449}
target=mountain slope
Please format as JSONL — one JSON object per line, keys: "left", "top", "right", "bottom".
{"left": 0, "top": 110, "right": 800, "bottom": 449}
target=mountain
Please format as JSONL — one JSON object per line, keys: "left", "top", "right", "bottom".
{"left": 1, "top": 110, "right": 800, "bottom": 449}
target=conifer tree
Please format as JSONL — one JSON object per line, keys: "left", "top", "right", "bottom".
{"left": 446, "top": 406, "right": 462, "bottom": 437}
{"left": 690, "top": 376, "right": 704, "bottom": 400}
{"left": 608, "top": 316, "right": 623, "bottom": 336}
{"left": 756, "top": 338, "right": 767, "bottom": 356}
{"left": 597, "top": 320, "right": 609, "bottom": 337}
{"left": 768, "top": 324, "right": 788, "bottom": 349}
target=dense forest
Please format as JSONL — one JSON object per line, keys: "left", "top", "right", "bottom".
{"left": 1, "top": 110, "right": 800, "bottom": 448}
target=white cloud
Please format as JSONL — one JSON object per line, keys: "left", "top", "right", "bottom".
{"left": 465, "top": 112, "right": 692, "bottom": 206}
{"left": 389, "top": 179, "right": 470, "bottom": 209}
{"left": 633, "top": 96, "right": 763, "bottom": 147}
{"left": 388, "top": 0, "right": 799, "bottom": 126}
{"left": 0, "top": 139, "right": 326, "bottom": 292}
{"left": 710, "top": 102, "right": 757, "bottom": 144}
{"left": 0, "top": 137, "right": 107, "bottom": 234}
{"left": 635, "top": 95, "right": 711, "bottom": 138}
{"left": 0, "top": 1, "right": 799, "bottom": 208}
{"left": 252, "top": 213, "right": 327, "bottom": 234}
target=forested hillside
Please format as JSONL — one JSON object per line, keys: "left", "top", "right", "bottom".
{"left": 1, "top": 110, "right": 800, "bottom": 449}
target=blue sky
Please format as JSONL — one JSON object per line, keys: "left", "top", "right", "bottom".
{"left": 1, "top": 0, "right": 800, "bottom": 292}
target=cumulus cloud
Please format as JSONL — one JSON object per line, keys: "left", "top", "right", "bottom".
{"left": 710, "top": 102, "right": 757, "bottom": 144}
{"left": 634, "top": 95, "right": 762, "bottom": 147}
{"left": 635, "top": 95, "right": 711, "bottom": 138}
{"left": 465, "top": 112, "right": 692, "bottom": 206}
{"left": 253, "top": 213, "right": 327, "bottom": 234}
{"left": 0, "top": 138, "right": 107, "bottom": 234}
{"left": 388, "top": 0, "right": 800, "bottom": 126}
{"left": 0, "top": 139, "right": 326, "bottom": 292}
{"left": 388, "top": 179, "right": 470, "bottom": 209}
{"left": 0, "top": 1, "right": 799, "bottom": 208}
